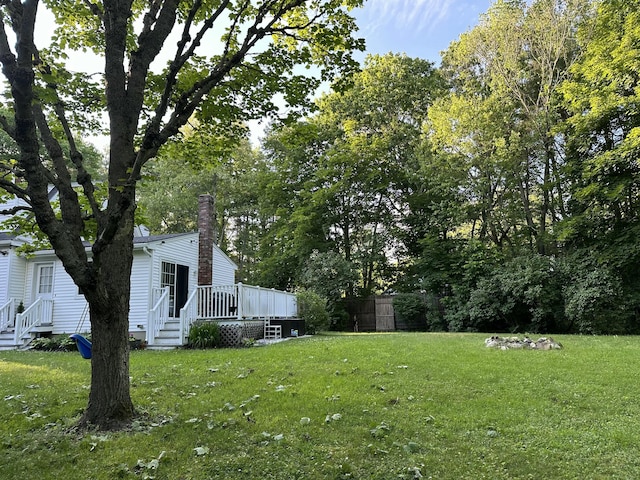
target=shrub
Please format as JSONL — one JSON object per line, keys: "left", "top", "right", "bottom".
{"left": 297, "top": 289, "right": 330, "bottom": 334}
{"left": 129, "top": 336, "right": 147, "bottom": 350}
{"left": 446, "top": 254, "right": 566, "bottom": 333}
{"left": 187, "top": 321, "right": 221, "bottom": 349}
{"left": 560, "top": 254, "right": 633, "bottom": 334}
{"left": 393, "top": 293, "right": 428, "bottom": 331}
{"left": 31, "top": 335, "right": 77, "bottom": 352}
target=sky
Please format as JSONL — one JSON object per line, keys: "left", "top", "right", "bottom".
{"left": 352, "top": 0, "right": 493, "bottom": 64}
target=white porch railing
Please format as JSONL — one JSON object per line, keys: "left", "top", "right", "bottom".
{"left": 179, "top": 283, "right": 298, "bottom": 342}
{"left": 238, "top": 283, "right": 297, "bottom": 319}
{"left": 0, "top": 298, "right": 16, "bottom": 331}
{"left": 147, "top": 287, "right": 170, "bottom": 347}
{"left": 197, "top": 284, "right": 238, "bottom": 319}
{"left": 14, "top": 297, "right": 54, "bottom": 344}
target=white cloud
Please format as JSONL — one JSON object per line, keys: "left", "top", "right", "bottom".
{"left": 361, "top": 0, "right": 456, "bottom": 35}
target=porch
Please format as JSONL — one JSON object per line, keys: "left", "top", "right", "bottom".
{"left": 0, "top": 297, "right": 54, "bottom": 350}
{"left": 147, "top": 283, "right": 299, "bottom": 348}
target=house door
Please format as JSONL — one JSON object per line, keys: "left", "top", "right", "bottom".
{"left": 175, "top": 265, "right": 189, "bottom": 316}
{"left": 161, "top": 262, "right": 189, "bottom": 318}
{"left": 35, "top": 264, "right": 54, "bottom": 301}
{"left": 34, "top": 263, "right": 55, "bottom": 326}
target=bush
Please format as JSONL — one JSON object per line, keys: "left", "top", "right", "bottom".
{"left": 297, "top": 289, "right": 330, "bottom": 334}
{"left": 31, "top": 335, "right": 77, "bottom": 352}
{"left": 445, "top": 254, "right": 566, "bottom": 333}
{"left": 187, "top": 321, "right": 221, "bottom": 349}
{"left": 393, "top": 293, "right": 428, "bottom": 331}
{"left": 560, "top": 253, "right": 633, "bottom": 334}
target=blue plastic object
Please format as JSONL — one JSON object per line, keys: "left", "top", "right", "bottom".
{"left": 70, "top": 334, "right": 92, "bottom": 359}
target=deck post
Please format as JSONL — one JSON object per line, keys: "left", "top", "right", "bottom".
{"left": 237, "top": 282, "right": 243, "bottom": 319}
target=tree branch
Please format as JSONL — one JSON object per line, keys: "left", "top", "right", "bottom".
{"left": 130, "top": 0, "right": 309, "bottom": 178}
{"left": 82, "top": 0, "right": 103, "bottom": 20}
{"left": 0, "top": 177, "right": 28, "bottom": 201}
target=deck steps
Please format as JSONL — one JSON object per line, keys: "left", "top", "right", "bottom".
{"left": 148, "top": 319, "right": 182, "bottom": 349}
{"left": 0, "top": 330, "right": 16, "bottom": 350}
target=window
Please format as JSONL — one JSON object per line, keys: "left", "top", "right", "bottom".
{"left": 36, "top": 264, "right": 54, "bottom": 298}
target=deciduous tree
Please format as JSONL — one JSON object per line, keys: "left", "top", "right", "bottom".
{"left": 0, "top": 0, "right": 363, "bottom": 430}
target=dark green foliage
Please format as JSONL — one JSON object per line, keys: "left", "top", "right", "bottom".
{"left": 31, "top": 336, "right": 77, "bottom": 352}
{"left": 560, "top": 251, "right": 638, "bottom": 335}
{"left": 393, "top": 293, "right": 428, "bottom": 331}
{"left": 441, "top": 254, "right": 566, "bottom": 333}
{"left": 187, "top": 321, "right": 221, "bottom": 349}
{"left": 301, "top": 250, "right": 358, "bottom": 304}
{"left": 296, "top": 289, "right": 330, "bottom": 334}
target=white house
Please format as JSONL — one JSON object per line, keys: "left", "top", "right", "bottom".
{"left": 0, "top": 195, "right": 298, "bottom": 350}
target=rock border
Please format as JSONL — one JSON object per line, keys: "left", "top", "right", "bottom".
{"left": 485, "top": 336, "right": 563, "bottom": 350}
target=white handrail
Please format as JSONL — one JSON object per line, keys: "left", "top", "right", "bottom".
{"left": 14, "top": 297, "right": 53, "bottom": 344}
{"left": 147, "top": 287, "right": 170, "bottom": 346}
{"left": 238, "top": 284, "right": 297, "bottom": 319}
{"left": 179, "top": 288, "right": 199, "bottom": 342}
{"left": 0, "top": 298, "right": 16, "bottom": 331}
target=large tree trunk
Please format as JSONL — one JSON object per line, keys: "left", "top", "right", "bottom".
{"left": 79, "top": 201, "right": 136, "bottom": 429}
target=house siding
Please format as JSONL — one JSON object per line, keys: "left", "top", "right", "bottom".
{"left": 8, "top": 252, "right": 27, "bottom": 302}
{"left": 0, "top": 253, "right": 8, "bottom": 305}
{"left": 212, "top": 247, "right": 236, "bottom": 285}
{"left": 149, "top": 233, "right": 198, "bottom": 292}
{"left": 129, "top": 250, "right": 153, "bottom": 331}
{"left": 51, "top": 260, "right": 88, "bottom": 334}
{"left": 3, "top": 231, "right": 240, "bottom": 341}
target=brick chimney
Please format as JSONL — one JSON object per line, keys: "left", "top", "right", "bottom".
{"left": 198, "top": 194, "right": 216, "bottom": 286}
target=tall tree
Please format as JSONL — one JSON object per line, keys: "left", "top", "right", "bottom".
{"left": 0, "top": 0, "right": 363, "bottom": 430}
{"left": 429, "top": 0, "right": 587, "bottom": 255}
{"left": 558, "top": 0, "right": 640, "bottom": 331}
{"left": 263, "top": 53, "right": 442, "bottom": 295}
{"left": 560, "top": 0, "right": 640, "bottom": 243}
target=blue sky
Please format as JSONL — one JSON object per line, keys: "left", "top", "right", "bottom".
{"left": 352, "top": 0, "right": 493, "bottom": 64}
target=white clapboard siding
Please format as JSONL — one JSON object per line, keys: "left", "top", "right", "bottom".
{"left": 8, "top": 231, "right": 239, "bottom": 338}
{"left": 50, "top": 260, "right": 88, "bottom": 333}
{"left": 8, "top": 252, "right": 27, "bottom": 302}
{"left": 212, "top": 246, "right": 237, "bottom": 285}
{"left": 129, "top": 249, "right": 153, "bottom": 329}
{"left": 0, "top": 253, "right": 8, "bottom": 305}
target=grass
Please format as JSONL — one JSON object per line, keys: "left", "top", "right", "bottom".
{"left": 2, "top": 332, "right": 640, "bottom": 479}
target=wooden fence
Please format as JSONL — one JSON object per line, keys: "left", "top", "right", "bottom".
{"left": 342, "top": 295, "right": 396, "bottom": 332}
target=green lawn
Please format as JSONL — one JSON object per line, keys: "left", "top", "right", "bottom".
{"left": 2, "top": 333, "right": 640, "bottom": 479}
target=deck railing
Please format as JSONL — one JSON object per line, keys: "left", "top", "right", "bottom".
{"left": 0, "top": 298, "right": 16, "bottom": 331}
{"left": 14, "top": 297, "right": 53, "bottom": 344}
{"left": 238, "top": 283, "right": 297, "bottom": 319}
{"left": 197, "top": 284, "right": 238, "bottom": 319}
{"left": 179, "top": 283, "right": 298, "bottom": 342}
{"left": 147, "top": 287, "right": 170, "bottom": 346}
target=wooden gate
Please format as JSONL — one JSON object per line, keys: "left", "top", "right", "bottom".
{"left": 375, "top": 296, "right": 395, "bottom": 331}
{"left": 343, "top": 295, "right": 396, "bottom": 332}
